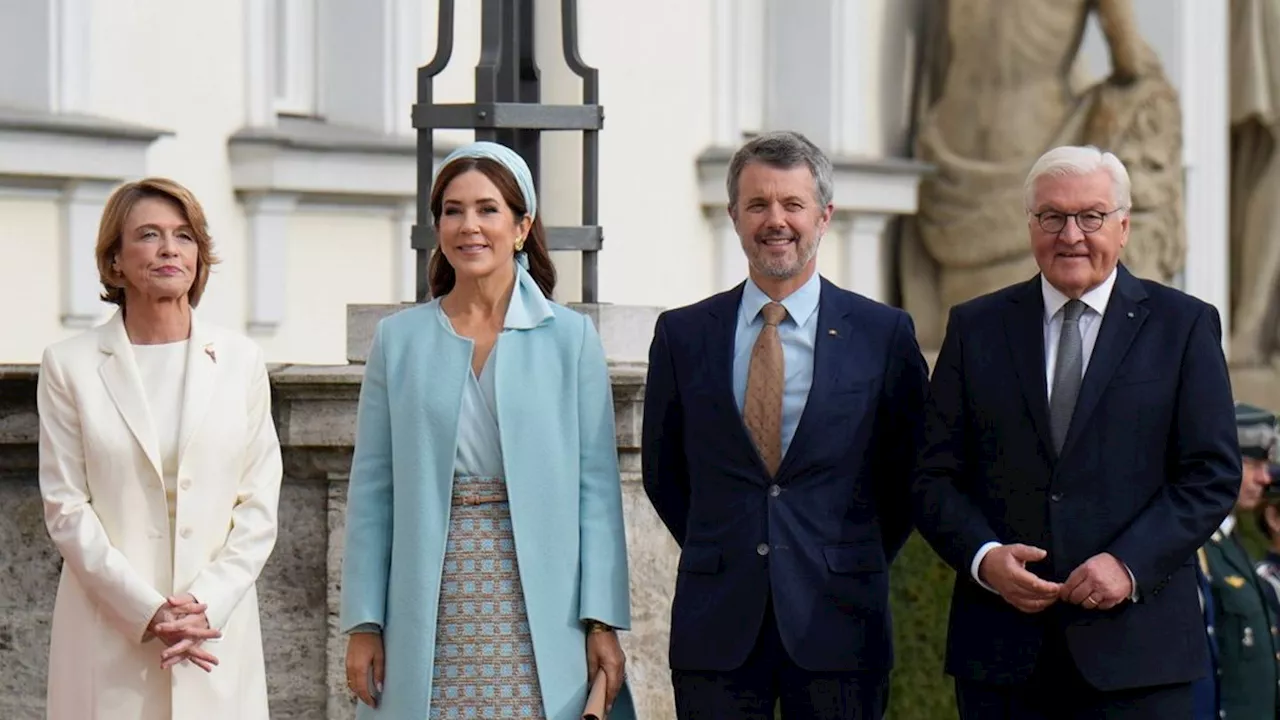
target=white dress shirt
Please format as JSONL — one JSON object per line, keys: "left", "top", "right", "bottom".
{"left": 970, "top": 269, "right": 1137, "bottom": 600}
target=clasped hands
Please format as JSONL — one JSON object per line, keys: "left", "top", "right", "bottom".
{"left": 978, "top": 544, "right": 1134, "bottom": 614}
{"left": 147, "top": 593, "right": 221, "bottom": 672}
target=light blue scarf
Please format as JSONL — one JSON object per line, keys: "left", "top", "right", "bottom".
{"left": 434, "top": 141, "right": 537, "bottom": 221}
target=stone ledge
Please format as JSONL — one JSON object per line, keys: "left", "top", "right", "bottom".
{"left": 695, "top": 144, "right": 934, "bottom": 215}
{"left": 228, "top": 118, "right": 453, "bottom": 199}
{"left": 0, "top": 107, "right": 169, "bottom": 143}
{"left": 346, "top": 303, "right": 663, "bottom": 367}
{"left": 0, "top": 361, "right": 647, "bottom": 458}
{"left": 0, "top": 108, "right": 168, "bottom": 181}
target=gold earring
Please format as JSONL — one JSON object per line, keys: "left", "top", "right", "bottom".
{"left": 515, "top": 236, "right": 525, "bottom": 252}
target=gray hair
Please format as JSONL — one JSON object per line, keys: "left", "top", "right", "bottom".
{"left": 1023, "top": 145, "right": 1132, "bottom": 212}
{"left": 727, "top": 131, "right": 834, "bottom": 211}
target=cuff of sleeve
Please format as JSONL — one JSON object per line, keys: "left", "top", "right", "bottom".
{"left": 137, "top": 598, "right": 167, "bottom": 644}
{"left": 1124, "top": 563, "right": 1140, "bottom": 602}
{"left": 971, "top": 541, "right": 1002, "bottom": 593}
{"left": 348, "top": 623, "right": 383, "bottom": 635}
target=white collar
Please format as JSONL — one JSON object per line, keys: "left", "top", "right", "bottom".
{"left": 1041, "top": 267, "right": 1118, "bottom": 322}
{"left": 1219, "top": 514, "right": 1237, "bottom": 538}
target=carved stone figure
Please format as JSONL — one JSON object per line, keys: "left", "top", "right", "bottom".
{"left": 1228, "top": 0, "right": 1280, "bottom": 366}
{"left": 901, "top": 0, "right": 1184, "bottom": 349}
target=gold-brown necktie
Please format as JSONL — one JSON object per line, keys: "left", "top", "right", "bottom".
{"left": 744, "top": 302, "right": 788, "bottom": 476}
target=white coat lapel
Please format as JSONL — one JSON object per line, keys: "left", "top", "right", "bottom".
{"left": 177, "top": 313, "right": 217, "bottom": 462}
{"left": 97, "top": 311, "right": 163, "bottom": 481}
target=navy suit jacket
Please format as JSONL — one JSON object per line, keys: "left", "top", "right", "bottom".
{"left": 912, "top": 266, "right": 1240, "bottom": 691}
{"left": 642, "top": 277, "right": 929, "bottom": 673}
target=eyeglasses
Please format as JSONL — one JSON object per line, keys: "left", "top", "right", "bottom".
{"left": 1031, "top": 208, "right": 1126, "bottom": 234}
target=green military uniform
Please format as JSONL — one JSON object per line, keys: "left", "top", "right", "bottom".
{"left": 1254, "top": 468, "right": 1280, "bottom": 616}
{"left": 1202, "top": 403, "right": 1280, "bottom": 720}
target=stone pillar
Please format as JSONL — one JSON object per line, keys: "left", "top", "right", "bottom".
{"left": 1178, "top": 0, "right": 1231, "bottom": 348}
{"left": 243, "top": 192, "right": 298, "bottom": 335}
{"left": 840, "top": 212, "right": 892, "bottom": 303}
{"left": 392, "top": 200, "right": 417, "bottom": 303}
{"left": 709, "top": 208, "right": 747, "bottom": 293}
{"left": 60, "top": 179, "right": 116, "bottom": 328}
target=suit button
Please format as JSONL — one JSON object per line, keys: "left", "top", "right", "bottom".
{"left": 180, "top": 478, "right": 192, "bottom": 490}
{"left": 179, "top": 527, "right": 193, "bottom": 539}
{"left": 768, "top": 484, "right": 781, "bottom": 497}
{"left": 756, "top": 543, "right": 770, "bottom": 556}
{"left": 1050, "top": 492, "right": 1063, "bottom": 502}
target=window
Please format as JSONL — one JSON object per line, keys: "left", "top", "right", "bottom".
{"left": 274, "top": 0, "right": 319, "bottom": 117}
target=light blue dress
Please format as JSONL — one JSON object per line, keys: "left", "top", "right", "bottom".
{"left": 431, "top": 304, "right": 544, "bottom": 718}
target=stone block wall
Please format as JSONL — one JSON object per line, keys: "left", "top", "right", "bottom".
{"left": 0, "top": 361, "right": 679, "bottom": 719}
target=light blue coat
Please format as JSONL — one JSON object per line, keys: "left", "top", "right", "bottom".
{"left": 339, "top": 261, "right": 635, "bottom": 719}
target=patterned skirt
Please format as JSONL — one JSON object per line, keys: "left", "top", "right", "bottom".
{"left": 430, "top": 475, "right": 545, "bottom": 719}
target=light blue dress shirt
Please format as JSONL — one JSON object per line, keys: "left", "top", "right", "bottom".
{"left": 732, "top": 271, "right": 821, "bottom": 458}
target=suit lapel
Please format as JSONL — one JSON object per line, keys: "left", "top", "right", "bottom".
{"left": 704, "top": 285, "right": 743, "bottom": 422}
{"left": 1003, "top": 277, "right": 1055, "bottom": 459}
{"left": 704, "top": 283, "right": 773, "bottom": 481}
{"left": 776, "top": 280, "right": 847, "bottom": 479}
{"left": 97, "top": 312, "right": 163, "bottom": 481}
{"left": 177, "top": 314, "right": 218, "bottom": 463}
{"left": 1059, "top": 267, "right": 1149, "bottom": 459}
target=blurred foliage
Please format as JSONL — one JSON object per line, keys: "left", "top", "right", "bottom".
{"left": 886, "top": 532, "right": 957, "bottom": 719}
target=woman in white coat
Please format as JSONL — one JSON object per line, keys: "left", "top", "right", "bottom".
{"left": 36, "top": 177, "right": 283, "bottom": 720}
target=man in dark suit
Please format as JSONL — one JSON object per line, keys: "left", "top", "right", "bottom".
{"left": 911, "top": 144, "right": 1241, "bottom": 719}
{"left": 642, "top": 130, "right": 929, "bottom": 719}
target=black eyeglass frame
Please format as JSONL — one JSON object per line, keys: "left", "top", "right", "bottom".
{"left": 1030, "top": 207, "right": 1128, "bottom": 234}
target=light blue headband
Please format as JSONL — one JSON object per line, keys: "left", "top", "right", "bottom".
{"left": 434, "top": 141, "right": 537, "bottom": 221}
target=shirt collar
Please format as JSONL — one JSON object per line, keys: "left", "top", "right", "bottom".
{"left": 741, "top": 271, "right": 821, "bottom": 327}
{"left": 1219, "top": 514, "right": 1237, "bottom": 538}
{"left": 1041, "top": 267, "right": 1118, "bottom": 323}
{"left": 501, "top": 257, "right": 555, "bottom": 330}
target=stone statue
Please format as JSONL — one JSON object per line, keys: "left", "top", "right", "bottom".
{"left": 900, "top": 0, "right": 1184, "bottom": 349}
{"left": 1229, "top": 0, "right": 1280, "bottom": 367}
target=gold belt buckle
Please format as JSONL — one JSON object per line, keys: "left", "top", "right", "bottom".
{"left": 458, "top": 493, "right": 505, "bottom": 506}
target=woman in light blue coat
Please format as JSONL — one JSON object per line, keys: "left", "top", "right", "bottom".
{"left": 340, "top": 142, "right": 634, "bottom": 719}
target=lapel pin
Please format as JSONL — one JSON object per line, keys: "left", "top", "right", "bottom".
{"left": 1126, "top": 311, "right": 1135, "bottom": 319}
{"left": 204, "top": 343, "right": 217, "bottom": 364}
{"left": 827, "top": 329, "right": 838, "bottom": 336}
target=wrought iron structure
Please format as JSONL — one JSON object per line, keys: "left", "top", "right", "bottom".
{"left": 412, "top": 0, "right": 603, "bottom": 302}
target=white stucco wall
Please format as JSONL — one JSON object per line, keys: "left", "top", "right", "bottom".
{"left": 0, "top": 0, "right": 1229, "bottom": 364}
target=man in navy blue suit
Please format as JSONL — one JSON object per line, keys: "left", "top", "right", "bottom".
{"left": 911, "top": 145, "right": 1241, "bottom": 719}
{"left": 642, "top": 130, "right": 929, "bottom": 719}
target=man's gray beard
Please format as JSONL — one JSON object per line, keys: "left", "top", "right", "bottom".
{"left": 751, "top": 237, "right": 820, "bottom": 279}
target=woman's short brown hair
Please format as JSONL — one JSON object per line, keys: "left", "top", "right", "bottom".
{"left": 95, "top": 177, "right": 220, "bottom": 307}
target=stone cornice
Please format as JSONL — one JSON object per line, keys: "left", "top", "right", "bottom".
{"left": 0, "top": 362, "right": 648, "bottom": 476}
{"left": 695, "top": 145, "right": 933, "bottom": 216}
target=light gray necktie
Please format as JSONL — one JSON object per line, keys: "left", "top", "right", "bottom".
{"left": 1049, "top": 299, "right": 1086, "bottom": 453}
